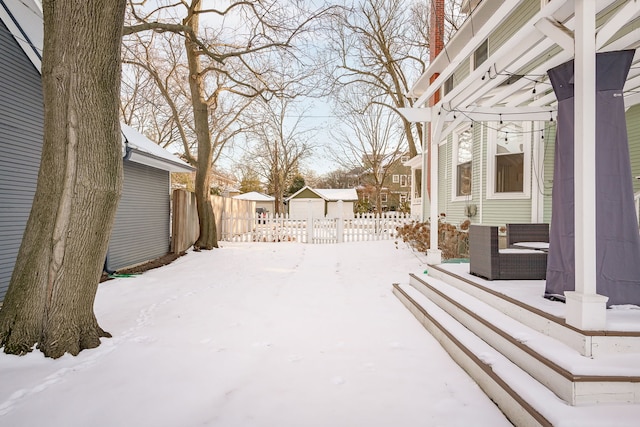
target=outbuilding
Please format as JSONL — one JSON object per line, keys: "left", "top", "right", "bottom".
{"left": 232, "top": 191, "right": 275, "bottom": 215}
{"left": 286, "top": 186, "right": 358, "bottom": 219}
{"left": 0, "top": 1, "right": 193, "bottom": 301}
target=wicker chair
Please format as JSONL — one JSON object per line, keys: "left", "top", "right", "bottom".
{"left": 469, "top": 225, "right": 547, "bottom": 280}
{"left": 506, "top": 223, "right": 550, "bottom": 248}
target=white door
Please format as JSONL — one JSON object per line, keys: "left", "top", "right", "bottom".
{"left": 289, "top": 199, "right": 324, "bottom": 219}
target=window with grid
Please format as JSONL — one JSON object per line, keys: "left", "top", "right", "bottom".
{"left": 456, "top": 128, "right": 473, "bottom": 197}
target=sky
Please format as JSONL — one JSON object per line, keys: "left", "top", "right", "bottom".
{"left": 0, "top": 240, "right": 512, "bottom": 427}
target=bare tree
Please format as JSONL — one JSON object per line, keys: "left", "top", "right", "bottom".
{"left": 330, "top": 85, "right": 404, "bottom": 212}
{"left": 316, "top": 168, "right": 360, "bottom": 189}
{"left": 0, "top": 1, "right": 127, "bottom": 358}
{"left": 243, "top": 96, "right": 315, "bottom": 214}
{"left": 325, "top": 0, "right": 467, "bottom": 158}
{"left": 122, "top": 0, "right": 332, "bottom": 249}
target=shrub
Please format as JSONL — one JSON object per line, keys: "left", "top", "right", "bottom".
{"left": 396, "top": 218, "right": 470, "bottom": 260}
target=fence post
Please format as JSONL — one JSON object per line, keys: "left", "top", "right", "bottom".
{"left": 306, "top": 200, "right": 313, "bottom": 243}
{"left": 336, "top": 200, "right": 344, "bottom": 243}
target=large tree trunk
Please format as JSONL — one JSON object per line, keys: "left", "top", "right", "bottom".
{"left": 0, "top": 0, "right": 126, "bottom": 358}
{"left": 185, "top": 5, "right": 218, "bottom": 250}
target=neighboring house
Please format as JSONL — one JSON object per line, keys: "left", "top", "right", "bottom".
{"left": 354, "top": 153, "right": 412, "bottom": 212}
{"left": 211, "top": 169, "right": 239, "bottom": 197}
{"left": 286, "top": 186, "right": 358, "bottom": 219}
{"left": 0, "top": 0, "right": 193, "bottom": 301}
{"left": 232, "top": 191, "right": 275, "bottom": 214}
{"left": 402, "top": 0, "right": 640, "bottom": 228}
{"left": 382, "top": 153, "right": 412, "bottom": 211}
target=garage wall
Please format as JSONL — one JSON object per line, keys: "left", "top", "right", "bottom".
{"left": 0, "top": 19, "right": 43, "bottom": 302}
{"left": 289, "top": 199, "right": 324, "bottom": 219}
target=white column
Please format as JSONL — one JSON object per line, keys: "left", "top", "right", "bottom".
{"left": 427, "top": 108, "right": 443, "bottom": 265}
{"left": 565, "top": 0, "right": 608, "bottom": 330}
{"left": 421, "top": 121, "right": 430, "bottom": 222}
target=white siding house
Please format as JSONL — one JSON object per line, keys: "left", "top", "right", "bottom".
{"left": 286, "top": 186, "right": 358, "bottom": 219}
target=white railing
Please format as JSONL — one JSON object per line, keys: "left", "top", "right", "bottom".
{"left": 220, "top": 212, "right": 416, "bottom": 244}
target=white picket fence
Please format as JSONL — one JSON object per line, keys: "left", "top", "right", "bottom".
{"left": 220, "top": 212, "right": 416, "bottom": 244}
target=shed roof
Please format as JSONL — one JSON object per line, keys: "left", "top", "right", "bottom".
{"left": 0, "top": 3, "right": 194, "bottom": 174}
{"left": 121, "top": 124, "right": 193, "bottom": 173}
{"left": 287, "top": 186, "right": 358, "bottom": 202}
{"left": 314, "top": 188, "right": 358, "bottom": 201}
{"left": 233, "top": 191, "right": 275, "bottom": 202}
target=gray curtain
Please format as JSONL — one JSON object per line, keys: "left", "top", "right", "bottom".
{"left": 545, "top": 50, "right": 640, "bottom": 306}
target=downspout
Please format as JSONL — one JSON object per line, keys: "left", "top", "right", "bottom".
{"left": 103, "top": 129, "right": 131, "bottom": 275}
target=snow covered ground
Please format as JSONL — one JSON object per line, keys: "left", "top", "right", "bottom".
{"left": 0, "top": 240, "right": 511, "bottom": 426}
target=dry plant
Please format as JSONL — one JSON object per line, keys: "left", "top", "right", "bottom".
{"left": 396, "top": 217, "right": 470, "bottom": 260}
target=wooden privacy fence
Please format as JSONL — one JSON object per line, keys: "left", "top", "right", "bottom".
{"left": 171, "top": 190, "right": 256, "bottom": 253}
{"left": 219, "top": 212, "right": 416, "bottom": 244}
{"left": 171, "top": 189, "right": 199, "bottom": 253}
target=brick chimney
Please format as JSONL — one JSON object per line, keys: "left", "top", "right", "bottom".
{"left": 427, "top": 0, "right": 445, "bottom": 196}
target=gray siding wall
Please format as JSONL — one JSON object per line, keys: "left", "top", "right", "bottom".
{"left": 0, "top": 20, "right": 43, "bottom": 301}
{"left": 106, "top": 161, "right": 170, "bottom": 271}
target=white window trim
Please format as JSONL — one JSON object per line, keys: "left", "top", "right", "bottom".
{"left": 400, "top": 175, "right": 408, "bottom": 187}
{"left": 392, "top": 174, "right": 399, "bottom": 183}
{"left": 451, "top": 125, "right": 473, "bottom": 202}
{"left": 485, "top": 121, "right": 532, "bottom": 200}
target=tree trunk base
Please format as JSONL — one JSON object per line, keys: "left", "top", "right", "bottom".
{"left": 0, "top": 308, "right": 111, "bottom": 359}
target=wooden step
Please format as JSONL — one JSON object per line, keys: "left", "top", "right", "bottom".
{"left": 425, "top": 264, "right": 640, "bottom": 357}
{"left": 407, "top": 274, "right": 640, "bottom": 405}
{"left": 393, "top": 283, "right": 640, "bottom": 427}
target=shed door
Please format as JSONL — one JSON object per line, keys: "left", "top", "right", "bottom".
{"left": 289, "top": 199, "right": 324, "bottom": 219}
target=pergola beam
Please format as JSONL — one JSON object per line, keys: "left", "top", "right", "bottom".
{"left": 595, "top": 0, "right": 640, "bottom": 50}
{"left": 412, "top": 0, "right": 530, "bottom": 107}
{"left": 534, "top": 17, "right": 575, "bottom": 53}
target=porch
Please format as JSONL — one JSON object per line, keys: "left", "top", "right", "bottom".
{"left": 394, "top": 261, "right": 640, "bottom": 426}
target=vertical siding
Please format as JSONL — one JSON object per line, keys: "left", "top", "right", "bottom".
{"left": 106, "top": 161, "right": 170, "bottom": 271}
{"left": 0, "top": 20, "right": 43, "bottom": 301}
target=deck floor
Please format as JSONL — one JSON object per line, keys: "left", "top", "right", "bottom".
{"left": 432, "top": 262, "right": 640, "bottom": 333}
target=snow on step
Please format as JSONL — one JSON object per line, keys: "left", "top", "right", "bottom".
{"left": 412, "top": 274, "right": 640, "bottom": 378}
{"left": 396, "top": 284, "right": 640, "bottom": 427}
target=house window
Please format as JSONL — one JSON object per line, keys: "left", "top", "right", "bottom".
{"left": 392, "top": 174, "right": 399, "bottom": 183}
{"left": 399, "top": 193, "right": 408, "bottom": 203}
{"left": 381, "top": 193, "right": 388, "bottom": 203}
{"left": 486, "top": 122, "right": 531, "bottom": 199}
{"left": 413, "top": 169, "right": 422, "bottom": 199}
{"left": 400, "top": 175, "right": 408, "bottom": 187}
{"left": 401, "top": 155, "right": 409, "bottom": 163}
{"left": 452, "top": 127, "right": 472, "bottom": 200}
{"left": 444, "top": 75, "right": 454, "bottom": 96}
{"left": 473, "top": 39, "right": 488, "bottom": 70}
